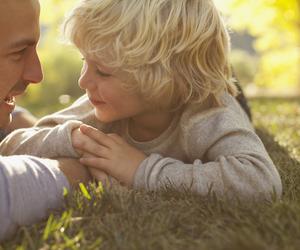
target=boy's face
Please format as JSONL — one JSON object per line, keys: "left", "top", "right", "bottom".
{"left": 0, "top": 0, "right": 43, "bottom": 128}
{"left": 79, "top": 56, "right": 150, "bottom": 123}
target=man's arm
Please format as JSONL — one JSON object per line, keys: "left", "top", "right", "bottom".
{"left": 0, "top": 106, "right": 37, "bottom": 142}
{"left": 4, "top": 106, "right": 37, "bottom": 133}
{"left": 57, "top": 157, "right": 91, "bottom": 187}
{"left": 0, "top": 94, "right": 96, "bottom": 158}
{"left": 0, "top": 155, "right": 90, "bottom": 242}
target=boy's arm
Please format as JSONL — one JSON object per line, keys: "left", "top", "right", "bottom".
{"left": 0, "top": 156, "right": 90, "bottom": 241}
{"left": 0, "top": 95, "right": 95, "bottom": 158}
{"left": 133, "top": 132, "right": 282, "bottom": 202}
{"left": 132, "top": 108, "right": 282, "bottom": 202}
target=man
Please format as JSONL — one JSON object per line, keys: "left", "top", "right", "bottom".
{"left": 0, "top": 0, "right": 90, "bottom": 241}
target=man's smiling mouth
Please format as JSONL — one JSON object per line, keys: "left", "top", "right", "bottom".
{"left": 3, "top": 96, "right": 15, "bottom": 105}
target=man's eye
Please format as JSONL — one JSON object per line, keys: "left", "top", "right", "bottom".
{"left": 96, "top": 69, "right": 111, "bottom": 77}
{"left": 11, "top": 48, "right": 27, "bottom": 60}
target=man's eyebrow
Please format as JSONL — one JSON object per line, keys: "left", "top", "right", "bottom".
{"left": 8, "top": 38, "right": 37, "bottom": 49}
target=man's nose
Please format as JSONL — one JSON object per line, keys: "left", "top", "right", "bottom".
{"left": 22, "top": 48, "right": 43, "bottom": 84}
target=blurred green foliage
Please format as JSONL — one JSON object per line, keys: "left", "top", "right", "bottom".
{"left": 18, "top": 45, "right": 84, "bottom": 117}
{"left": 216, "top": 0, "right": 300, "bottom": 93}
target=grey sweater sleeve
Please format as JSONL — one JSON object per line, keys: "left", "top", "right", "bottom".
{"left": 0, "top": 155, "right": 70, "bottom": 241}
{"left": 133, "top": 99, "right": 282, "bottom": 202}
{"left": 0, "top": 95, "right": 95, "bottom": 158}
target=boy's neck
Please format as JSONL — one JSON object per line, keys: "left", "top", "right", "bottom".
{"left": 128, "top": 111, "right": 174, "bottom": 142}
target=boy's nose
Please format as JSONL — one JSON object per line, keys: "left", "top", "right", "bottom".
{"left": 78, "top": 65, "right": 96, "bottom": 90}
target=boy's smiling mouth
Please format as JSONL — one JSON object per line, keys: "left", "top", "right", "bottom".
{"left": 89, "top": 98, "right": 106, "bottom": 106}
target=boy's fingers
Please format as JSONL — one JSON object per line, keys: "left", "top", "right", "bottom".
{"left": 88, "top": 167, "right": 109, "bottom": 184}
{"left": 80, "top": 157, "right": 110, "bottom": 173}
{"left": 80, "top": 124, "right": 113, "bottom": 147}
{"left": 75, "top": 138, "right": 110, "bottom": 159}
{"left": 82, "top": 152, "right": 96, "bottom": 158}
{"left": 107, "top": 133, "right": 123, "bottom": 144}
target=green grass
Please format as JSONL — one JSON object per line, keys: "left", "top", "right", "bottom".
{"left": 1, "top": 97, "right": 300, "bottom": 250}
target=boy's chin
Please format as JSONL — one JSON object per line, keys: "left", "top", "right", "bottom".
{"left": 0, "top": 113, "right": 12, "bottom": 129}
{"left": 94, "top": 110, "right": 118, "bottom": 124}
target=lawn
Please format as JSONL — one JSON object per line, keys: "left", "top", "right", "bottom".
{"left": 1, "top": 97, "right": 300, "bottom": 250}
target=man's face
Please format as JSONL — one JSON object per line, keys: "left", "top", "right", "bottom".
{"left": 0, "top": 0, "right": 43, "bottom": 128}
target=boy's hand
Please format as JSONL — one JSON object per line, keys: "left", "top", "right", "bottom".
{"left": 71, "top": 127, "right": 110, "bottom": 184}
{"left": 74, "top": 124, "right": 147, "bottom": 187}
{"left": 82, "top": 152, "right": 111, "bottom": 186}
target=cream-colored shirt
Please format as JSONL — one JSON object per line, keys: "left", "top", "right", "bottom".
{"left": 0, "top": 93, "right": 282, "bottom": 201}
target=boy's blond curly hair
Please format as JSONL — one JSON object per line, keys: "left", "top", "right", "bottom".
{"left": 64, "top": 0, "right": 237, "bottom": 110}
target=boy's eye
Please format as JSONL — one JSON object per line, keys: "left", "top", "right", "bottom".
{"left": 81, "top": 57, "right": 112, "bottom": 77}
{"left": 96, "top": 69, "right": 111, "bottom": 77}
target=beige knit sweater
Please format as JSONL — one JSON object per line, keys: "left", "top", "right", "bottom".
{"left": 0, "top": 93, "right": 282, "bottom": 201}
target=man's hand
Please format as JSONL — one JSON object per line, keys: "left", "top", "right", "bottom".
{"left": 73, "top": 124, "right": 147, "bottom": 187}
{"left": 55, "top": 158, "right": 92, "bottom": 187}
{"left": 71, "top": 127, "right": 87, "bottom": 156}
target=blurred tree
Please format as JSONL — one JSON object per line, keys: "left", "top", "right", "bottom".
{"left": 216, "top": 0, "right": 300, "bottom": 94}
{"left": 18, "top": 0, "right": 83, "bottom": 117}
{"left": 230, "top": 49, "right": 258, "bottom": 84}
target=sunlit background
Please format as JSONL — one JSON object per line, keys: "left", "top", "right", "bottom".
{"left": 17, "top": 0, "right": 300, "bottom": 117}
